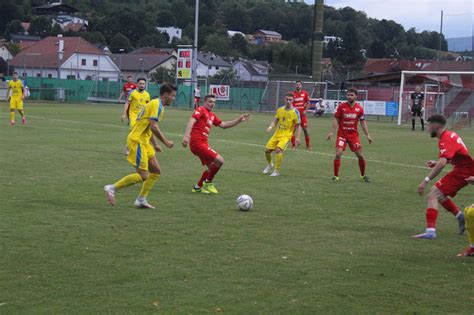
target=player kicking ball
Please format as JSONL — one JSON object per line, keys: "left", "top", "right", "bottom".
{"left": 414, "top": 114, "right": 470, "bottom": 240}
{"left": 104, "top": 83, "right": 176, "bottom": 209}
{"left": 326, "top": 88, "right": 373, "bottom": 182}
{"left": 262, "top": 92, "right": 301, "bottom": 177}
{"left": 182, "top": 94, "right": 250, "bottom": 193}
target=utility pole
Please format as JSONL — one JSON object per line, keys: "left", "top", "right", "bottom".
{"left": 438, "top": 10, "right": 444, "bottom": 62}
{"left": 190, "top": 0, "right": 199, "bottom": 109}
{"left": 311, "top": 0, "right": 324, "bottom": 82}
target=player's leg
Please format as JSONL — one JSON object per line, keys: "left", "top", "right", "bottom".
{"left": 413, "top": 186, "right": 441, "bottom": 239}
{"left": 271, "top": 137, "right": 291, "bottom": 176}
{"left": 411, "top": 110, "right": 416, "bottom": 131}
{"left": 203, "top": 154, "right": 224, "bottom": 193}
{"left": 301, "top": 116, "right": 311, "bottom": 149}
{"left": 136, "top": 153, "right": 161, "bottom": 209}
{"left": 16, "top": 99, "right": 25, "bottom": 124}
{"left": 263, "top": 136, "right": 278, "bottom": 174}
{"left": 435, "top": 172, "right": 467, "bottom": 234}
{"left": 458, "top": 205, "right": 474, "bottom": 256}
{"left": 104, "top": 141, "right": 146, "bottom": 205}
{"left": 353, "top": 147, "right": 369, "bottom": 182}
{"left": 419, "top": 111, "right": 424, "bottom": 131}
{"left": 9, "top": 99, "right": 16, "bottom": 125}
{"left": 191, "top": 143, "right": 218, "bottom": 193}
{"left": 291, "top": 126, "right": 297, "bottom": 148}
{"left": 333, "top": 137, "right": 346, "bottom": 180}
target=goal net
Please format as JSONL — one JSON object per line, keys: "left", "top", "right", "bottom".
{"left": 260, "top": 80, "right": 327, "bottom": 112}
{"left": 398, "top": 71, "right": 474, "bottom": 129}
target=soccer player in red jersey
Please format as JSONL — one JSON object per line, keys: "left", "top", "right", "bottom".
{"left": 119, "top": 76, "right": 138, "bottom": 121}
{"left": 414, "top": 114, "right": 471, "bottom": 239}
{"left": 291, "top": 81, "right": 312, "bottom": 149}
{"left": 182, "top": 94, "right": 250, "bottom": 193}
{"left": 326, "top": 88, "right": 373, "bottom": 182}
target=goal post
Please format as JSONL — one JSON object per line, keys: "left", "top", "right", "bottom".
{"left": 398, "top": 71, "right": 474, "bottom": 126}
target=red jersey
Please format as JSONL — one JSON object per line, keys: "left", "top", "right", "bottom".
{"left": 438, "top": 130, "right": 473, "bottom": 170}
{"left": 334, "top": 102, "right": 365, "bottom": 136}
{"left": 190, "top": 106, "right": 223, "bottom": 144}
{"left": 292, "top": 90, "right": 309, "bottom": 114}
{"left": 123, "top": 82, "right": 137, "bottom": 95}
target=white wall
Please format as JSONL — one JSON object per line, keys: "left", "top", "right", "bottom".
{"left": 61, "top": 53, "right": 119, "bottom": 80}
{"left": 197, "top": 61, "right": 231, "bottom": 77}
{"left": 0, "top": 47, "right": 13, "bottom": 61}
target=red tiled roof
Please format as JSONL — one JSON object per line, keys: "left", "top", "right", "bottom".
{"left": 17, "top": 41, "right": 37, "bottom": 50}
{"left": 11, "top": 36, "right": 104, "bottom": 68}
{"left": 423, "top": 61, "right": 474, "bottom": 71}
{"left": 362, "top": 58, "right": 429, "bottom": 75}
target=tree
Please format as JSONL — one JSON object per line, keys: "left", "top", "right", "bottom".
{"left": 50, "top": 24, "right": 63, "bottom": 36}
{"left": 231, "top": 34, "right": 248, "bottom": 55}
{"left": 150, "top": 64, "right": 176, "bottom": 84}
{"left": 368, "top": 39, "right": 386, "bottom": 58}
{"left": 202, "top": 34, "right": 232, "bottom": 57}
{"left": 6, "top": 42, "right": 20, "bottom": 56}
{"left": 0, "top": 0, "right": 21, "bottom": 34}
{"left": 137, "top": 32, "right": 168, "bottom": 48}
{"left": 3, "top": 19, "right": 23, "bottom": 40}
{"left": 341, "top": 22, "right": 364, "bottom": 67}
{"left": 79, "top": 31, "right": 106, "bottom": 45}
{"left": 29, "top": 16, "right": 52, "bottom": 37}
{"left": 156, "top": 10, "right": 176, "bottom": 27}
{"left": 110, "top": 33, "right": 132, "bottom": 53}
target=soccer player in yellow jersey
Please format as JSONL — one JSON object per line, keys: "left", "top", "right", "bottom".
{"left": 104, "top": 83, "right": 176, "bottom": 209}
{"left": 6, "top": 71, "right": 26, "bottom": 126}
{"left": 458, "top": 176, "right": 474, "bottom": 257}
{"left": 262, "top": 92, "right": 301, "bottom": 177}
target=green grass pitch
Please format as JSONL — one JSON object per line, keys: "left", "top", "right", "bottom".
{"left": 1, "top": 102, "right": 473, "bottom": 313}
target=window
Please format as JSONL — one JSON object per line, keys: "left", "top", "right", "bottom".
{"left": 67, "top": 75, "right": 76, "bottom": 80}
{"left": 102, "top": 77, "right": 108, "bottom": 82}
{"left": 47, "top": 74, "right": 52, "bottom": 78}
{"left": 81, "top": 59, "right": 86, "bottom": 66}
{"left": 216, "top": 66, "right": 219, "bottom": 70}
{"left": 36, "top": 73, "right": 41, "bottom": 77}
{"left": 208, "top": 66, "right": 211, "bottom": 69}
{"left": 93, "top": 60, "right": 98, "bottom": 67}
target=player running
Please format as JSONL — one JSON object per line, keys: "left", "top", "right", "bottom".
{"left": 414, "top": 114, "right": 471, "bottom": 239}
{"left": 262, "top": 92, "right": 301, "bottom": 177}
{"left": 7, "top": 71, "right": 26, "bottom": 125}
{"left": 182, "top": 94, "right": 250, "bottom": 193}
{"left": 291, "top": 80, "right": 311, "bottom": 149}
{"left": 326, "top": 88, "right": 373, "bottom": 182}
{"left": 104, "top": 83, "right": 176, "bottom": 209}
{"left": 410, "top": 85, "right": 425, "bottom": 131}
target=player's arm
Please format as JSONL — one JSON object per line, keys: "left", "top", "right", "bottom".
{"left": 266, "top": 118, "right": 278, "bottom": 132}
{"left": 118, "top": 89, "right": 125, "bottom": 101}
{"left": 150, "top": 119, "right": 173, "bottom": 148}
{"left": 219, "top": 113, "right": 250, "bottom": 129}
{"left": 6, "top": 85, "right": 11, "bottom": 102}
{"left": 417, "top": 157, "right": 447, "bottom": 195}
{"left": 326, "top": 117, "right": 339, "bottom": 140}
{"left": 465, "top": 176, "right": 474, "bottom": 184}
{"left": 294, "top": 123, "right": 302, "bottom": 145}
{"left": 360, "top": 120, "right": 373, "bottom": 144}
{"left": 182, "top": 117, "right": 197, "bottom": 147}
{"left": 121, "top": 101, "right": 130, "bottom": 122}
{"left": 149, "top": 135, "right": 162, "bottom": 152}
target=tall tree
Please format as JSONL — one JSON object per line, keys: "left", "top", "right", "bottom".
{"left": 29, "top": 16, "right": 52, "bottom": 37}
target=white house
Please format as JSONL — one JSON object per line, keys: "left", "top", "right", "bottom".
{"left": 157, "top": 27, "right": 182, "bottom": 44}
{"left": 0, "top": 40, "right": 13, "bottom": 61}
{"left": 233, "top": 59, "right": 270, "bottom": 82}
{"left": 227, "top": 30, "right": 246, "bottom": 38}
{"left": 11, "top": 35, "right": 119, "bottom": 81}
{"left": 197, "top": 52, "right": 232, "bottom": 77}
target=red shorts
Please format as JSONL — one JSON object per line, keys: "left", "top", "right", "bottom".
{"left": 300, "top": 114, "right": 308, "bottom": 128}
{"left": 336, "top": 134, "right": 361, "bottom": 152}
{"left": 190, "top": 142, "right": 218, "bottom": 165}
{"left": 435, "top": 168, "right": 473, "bottom": 197}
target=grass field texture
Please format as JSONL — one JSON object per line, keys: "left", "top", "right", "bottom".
{"left": 1, "top": 102, "right": 473, "bottom": 313}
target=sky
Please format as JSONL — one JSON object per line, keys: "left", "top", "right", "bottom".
{"left": 305, "top": 0, "right": 473, "bottom": 38}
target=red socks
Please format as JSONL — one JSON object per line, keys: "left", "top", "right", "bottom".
{"left": 333, "top": 159, "right": 341, "bottom": 177}
{"left": 358, "top": 158, "right": 366, "bottom": 176}
{"left": 197, "top": 170, "right": 209, "bottom": 187}
{"left": 291, "top": 135, "right": 295, "bottom": 146}
{"left": 206, "top": 163, "right": 221, "bottom": 182}
{"left": 426, "top": 208, "right": 438, "bottom": 228}
{"left": 305, "top": 135, "right": 310, "bottom": 146}
{"left": 441, "top": 199, "right": 460, "bottom": 215}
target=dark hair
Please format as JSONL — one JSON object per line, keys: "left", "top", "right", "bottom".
{"left": 159, "top": 82, "right": 177, "bottom": 96}
{"left": 347, "top": 87, "right": 358, "bottom": 95}
{"left": 427, "top": 114, "right": 446, "bottom": 126}
{"left": 285, "top": 92, "right": 294, "bottom": 98}
{"left": 127, "top": 75, "right": 132, "bottom": 78}
{"left": 204, "top": 94, "right": 216, "bottom": 101}
{"left": 13, "top": 71, "right": 18, "bottom": 75}
{"left": 296, "top": 80, "right": 302, "bottom": 84}
{"left": 137, "top": 78, "right": 146, "bottom": 83}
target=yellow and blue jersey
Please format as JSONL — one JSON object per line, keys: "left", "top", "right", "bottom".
{"left": 274, "top": 106, "right": 300, "bottom": 138}
{"left": 8, "top": 80, "right": 23, "bottom": 98}
{"left": 128, "top": 98, "right": 165, "bottom": 144}
{"left": 128, "top": 89, "right": 150, "bottom": 125}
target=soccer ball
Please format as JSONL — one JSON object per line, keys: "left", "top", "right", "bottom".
{"left": 237, "top": 195, "right": 253, "bottom": 211}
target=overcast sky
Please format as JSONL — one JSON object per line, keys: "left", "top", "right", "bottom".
{"left": 305, "top": 0, "right": 473, "bottom": 38}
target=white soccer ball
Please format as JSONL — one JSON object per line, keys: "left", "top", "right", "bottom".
{"left": 237, "top": 195, "right": 253, "bottom": 211}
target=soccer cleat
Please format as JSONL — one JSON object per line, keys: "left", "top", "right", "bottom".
{"left": 202, "top": 181, "right": 218, "bottom": 194}
{"left": 104, "top": 185, "right": 116, "bottom": 206}
{"left": 332, "top": 176, "right": 340, "bottom": 181}
{"left": 270, "top": 169, "right": 280, "bottom": 177}
{"left": 412, "top": 232, "right": 437, "bottom": 239}
{"left": 21, "top": 117, "right": 26, "bottom": 125}
{"left": 192, "top": 185, "right": 210, "bottom": 193}
{"left": 457, "top": 247, "right": 474, "bottom": 257}
{"left": 134, "top": 199, "right": 155, "bottom": 209}
{"left": 306, "top": 144, "right": 312, "bottom": 150}
{"left": 457, "top": 212, "right": 465, "bottom": 235}
{"left": 360, "top": 175, "right": 371, "bottom": 183}
{"left": 262, "top": 164, "right": 273, "bottom": 174}
{"left": 10, "top": 121, "right": 15, "bottom": 126}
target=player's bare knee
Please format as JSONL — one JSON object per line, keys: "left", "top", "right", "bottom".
{"left": 429, "top": 186, "right": 446, "bottom": 202}
{"left": 214, "top": 155, "right": 224, "bottom": 166}
{"left": 265, "top": 148, "right": 272, "bottom": 154}
{"left": 275, "top": 148, "right": 283, "bottom": 154}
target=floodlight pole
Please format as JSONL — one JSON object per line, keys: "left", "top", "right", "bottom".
{"left": 190, "top": 0, "right": 199, "bottom": 109}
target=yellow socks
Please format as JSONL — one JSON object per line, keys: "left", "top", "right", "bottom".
{"left": 114, "top": 173, "right": 143, "bottom": 190}
{"left": 139, "top": 173, "right": 160, "bottom": 198}
{"left": 265, "top": 152, "right": 272, "bottom": 164}
{"left": 275, "top": 153, "right": 283, "bottom": 170}
{"left": 466, "top": 205, "right": 474, "bottom": 246}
